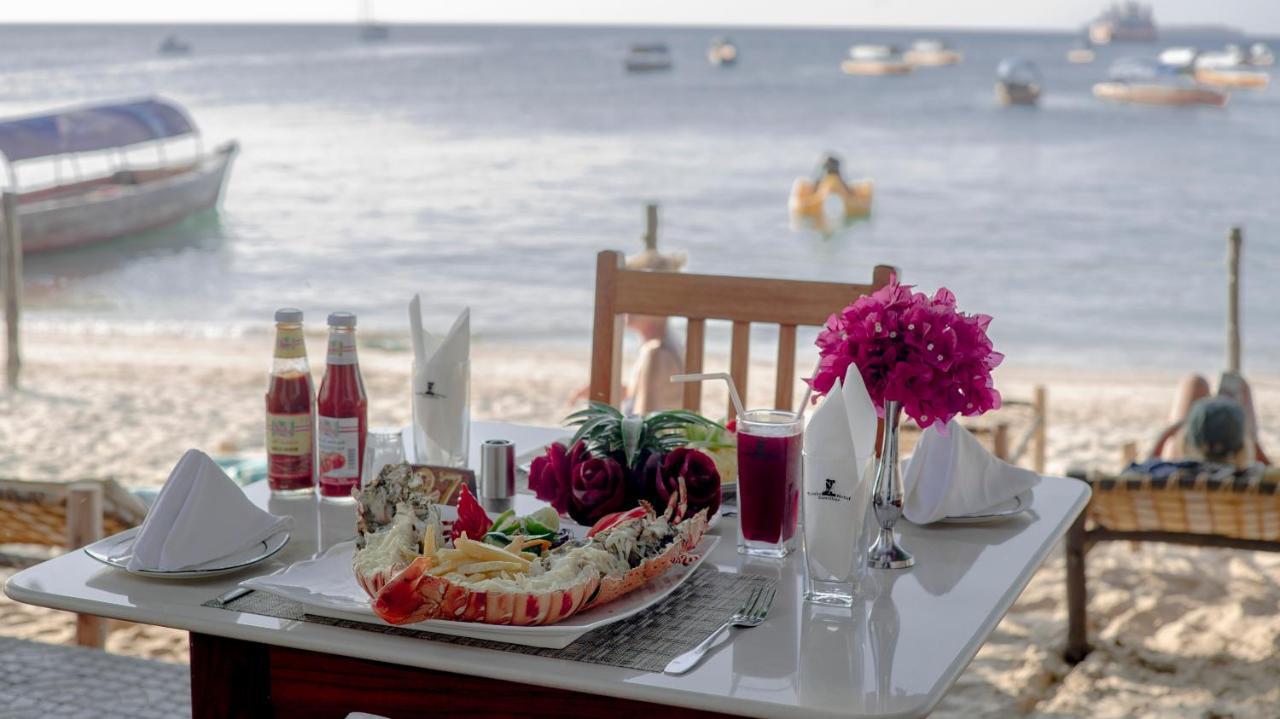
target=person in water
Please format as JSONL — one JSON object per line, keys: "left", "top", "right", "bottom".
{"left": 572, "top": 238, "right": 686, "bottom": 415}
{"left": 1151, "top": 371, "right": 1269, "bottom": 469}
{"left": 814, "top": 153, "right": 855, "bottom": 196}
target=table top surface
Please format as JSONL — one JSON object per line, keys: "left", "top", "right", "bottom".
{"left": 5, "top": 421, "right": 1089, "bottom": 719}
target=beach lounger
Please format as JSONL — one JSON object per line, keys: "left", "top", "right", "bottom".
{"left": 0, "top": 478, "right": 147, "bottom": 646}
{"left": 1063, "top": 464, "right": 1280, "bottom": 662}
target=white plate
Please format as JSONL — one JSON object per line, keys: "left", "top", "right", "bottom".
{"left": 937, "top": 490, "right": 1034, "bottom": 525}
{"left": 242, "top": 534, "right": 720, "bottom": 649}
{"left": 83, "top": 527, "right": 291, "bottom": 579}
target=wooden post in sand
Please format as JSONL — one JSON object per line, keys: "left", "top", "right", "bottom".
{"left": 643, "top": 203, "right": 658, "bottom": 250}
{"left": 1, "top": 192, "right": 20, "bottom": 390}
{"left": 67, "top": 482, "right": 107, "bottom": 648}
{"left": 1227, "top": 226, "right": 1242, "bottom": 373}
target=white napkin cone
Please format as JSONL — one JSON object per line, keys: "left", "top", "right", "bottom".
{"left": 902, "top": 421, "right": 1040, "bottom": 524}
{"left": 127, "top": 449, "right": 292, "bottom": 572}
{"left": 409, "top": 296, "right": 470, "bottom": 466}
{"left": 839, "top": 363, "right": 877, "bottom": 464}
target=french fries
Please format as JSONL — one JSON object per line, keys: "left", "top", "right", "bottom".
{"left": 424, "top": 535, "right": 535, "bottom": 580}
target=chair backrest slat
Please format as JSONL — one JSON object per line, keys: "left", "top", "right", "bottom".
{"left": 683, "top": 318, "right": 706, "bottom": 410}
{"left": 775, "top": 324, "right": 798, "bottom": 412}
{"left": 729, "top": 321, "right": 751, "bottom": 421}
{"left": 589, "top": 249, "right": 895, "bottom": 415}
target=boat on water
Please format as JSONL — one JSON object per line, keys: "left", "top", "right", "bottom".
{"left": 1088, "top": 1, "right": 1157, "bottom": 45}
{"left": 841, "top": 45, "right": 912, "bottom": 76}
{"left": 1194, "top": 45, "right": 1270, "bottom": 89}
{"left": 790, "top": 155, "right": 873, "bottom": 222}
{"left": 1067, "top": 38, "right": 1096, "bottom": 64}
{"left": 995, "top": 58, "right": 1042, "bottom": 107}
{"left": 359, "top": 0, "right": 389, "bottom": 41}
{"left": 1250, "top": 42, "right": 1275, "bottom": 66}
{"left": 1157, "top": 47, "right": 1198, "bottom": 72}
{"left": 904, "top": 40, "right": 961, "bottom": 67}
{"left": 707, "top": 36, "right": 738, "bottom": 66}
{"left": 1093, "top": 58, "right": 1227, "bottom": 107}
{"left": 0, "top": 98, "right": 237, "bottom": 255}
{"left": 626, "top": 44, "right": 673, "bottom": 72}
{"left": 158, "top": 35, "right": 191, "bottom": 56}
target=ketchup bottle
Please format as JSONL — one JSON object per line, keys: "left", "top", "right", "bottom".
{"left": 266, "top": 308, "right": 315, "bottom": 495}
{"left": 317, "top": 312, "right": 368, "bottom": 501}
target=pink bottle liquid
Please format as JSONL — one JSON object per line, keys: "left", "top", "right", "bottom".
{"left": 736, "top": 411, "right": 802, "bottom": 557}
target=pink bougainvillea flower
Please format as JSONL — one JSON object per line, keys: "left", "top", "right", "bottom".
{"left": 809, "top": 279, "right": 1001, "bottom": 429}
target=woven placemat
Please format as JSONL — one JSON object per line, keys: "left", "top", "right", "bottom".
{"left": 203, "top": 567, "right": 773, "bottom": 673}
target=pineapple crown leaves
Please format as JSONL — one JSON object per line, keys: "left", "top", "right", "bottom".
{"left": 566, "top": 402, "right": 724, "bottom": 471}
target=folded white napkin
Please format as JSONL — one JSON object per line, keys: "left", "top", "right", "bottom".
{"left": 902, "top": 422, "right": 1040, "bottom": 524}
{"left": 409, "top": 296, "right": 470, "bottom": 467}
{"left": 803, "top": 373, "right": 876, "bottom": 579}
{"left": 126, "top": 449, "right": 292, "bottom": 572}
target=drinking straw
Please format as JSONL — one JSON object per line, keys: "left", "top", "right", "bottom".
{"left": 671, "top": 372, "right": 745, "bottom": 419}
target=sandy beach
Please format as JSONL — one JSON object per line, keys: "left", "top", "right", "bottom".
{"left": 2, "top": 329, "right": 1278, "bottom": 716}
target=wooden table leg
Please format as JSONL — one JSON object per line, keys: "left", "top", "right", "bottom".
{"left": 189, "top": 633, "right": 272, "bottom": 719}
{"left": 1063, "top": 512, "right": 1091, "bottom": 664}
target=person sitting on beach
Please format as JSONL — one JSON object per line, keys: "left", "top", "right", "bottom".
{"left": 1151, "top": 372, "right": 1269, "bottom": 469}
{"left": 571, "top": 242, "right": 686, "bottom": 415}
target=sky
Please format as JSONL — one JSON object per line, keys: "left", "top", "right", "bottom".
{"left": 1, "top": 0, "right": 1278, "bottom": 35}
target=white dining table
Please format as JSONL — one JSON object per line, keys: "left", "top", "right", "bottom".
{"left": 4, "top": 421, "right": 1088, "bottom": 719}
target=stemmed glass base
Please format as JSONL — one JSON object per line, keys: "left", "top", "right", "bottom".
{"left": 868, "top": 527, "right": 914, "bottom": 569}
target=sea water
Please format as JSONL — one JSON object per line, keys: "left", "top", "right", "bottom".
{"left": 1, "top": 24, "right": 1277, "bottom": 372}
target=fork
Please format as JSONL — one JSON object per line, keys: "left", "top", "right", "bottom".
{"left": 664, "top": 583, "right": 776, "bottom": 675}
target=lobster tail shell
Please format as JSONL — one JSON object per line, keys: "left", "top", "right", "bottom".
{"left": 359, "top": 509, "right": 711, "bottom": 627}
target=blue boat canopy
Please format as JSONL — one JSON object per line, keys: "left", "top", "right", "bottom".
{"left": 0, "top": 98, "right": 196, "bottom": 164}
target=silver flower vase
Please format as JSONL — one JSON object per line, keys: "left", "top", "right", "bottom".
{"left": 868, "top": 400, "right": 915, "bottom": 570}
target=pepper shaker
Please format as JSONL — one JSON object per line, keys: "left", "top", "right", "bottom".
{"left": 479, "top": 439, "right": 516, "bottom": 514}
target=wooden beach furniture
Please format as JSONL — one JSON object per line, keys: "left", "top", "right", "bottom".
{"left": 0, "top": 478, "right": 147, "bottom": 647}
{"left": 588, "top": 247, "right": 1047, "bottom": 469}
{"left": 588, "top": 248, "right": 896, "bottom": 420}
{"left": 1063, "top": 464, "right": 1280, "bottom": 662}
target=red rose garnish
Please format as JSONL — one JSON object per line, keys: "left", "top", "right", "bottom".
{"left": 568, "top": 456, "right": 629, "bottom": 527}
{"left": 529, "top": 440, "right": 588, "bottom": 516}
{"left": 652, "top": 448, "right": 721, "bottom": 518}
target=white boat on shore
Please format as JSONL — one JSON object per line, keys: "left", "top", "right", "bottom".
{"left": 626, "top": 44, "right": 673, "bottom": 72}
{"left": 904, "top": 40, "right": 961, "bottom": 67}
{"left": 841, "top": 45, "right": 912, "bottom": 76}
{"left": 0, "top": 98, "right": 238, "bottom": 254}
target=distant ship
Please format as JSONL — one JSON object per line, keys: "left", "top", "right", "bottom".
{"left": 1088, "top": 2, "right": 1157, "bottom": 45}
{"left": 359, "top": 0, "right": 389, "bottom": 42}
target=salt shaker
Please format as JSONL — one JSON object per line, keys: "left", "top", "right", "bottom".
{"left": 479, "top": 439, "right": 516, "bottom": 514}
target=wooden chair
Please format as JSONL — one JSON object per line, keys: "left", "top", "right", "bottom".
{"left": 588, "top": 249, "right": 895, "bottom": 420}
{"left": 0, "top": 478, "right": 147, "bottom": 647}
{"left": 1062, "top": 464, "right": 1280, "bottom": 663}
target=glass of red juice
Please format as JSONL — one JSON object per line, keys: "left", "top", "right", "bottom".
{"left": 736, "top": 409, "right": 802, "bottom": 558}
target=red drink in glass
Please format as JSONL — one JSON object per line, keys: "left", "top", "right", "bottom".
{"left": 266, "top": 309, "right": 315, "bottom": 495}
{"left": 736, "top": 409, "right": 802, "bottom": 557}
{"left": 317, "top": 312, "right": 368, "bottom": 501}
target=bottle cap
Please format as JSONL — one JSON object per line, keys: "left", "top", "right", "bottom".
{"left": 327, "top": 312, "right": 357, "bottom": 328}
{"left": 274, "top": 307, "right": 303, "bottom": 323}
{"left": 479, "top": 439, "right": 516, "bottom": 513}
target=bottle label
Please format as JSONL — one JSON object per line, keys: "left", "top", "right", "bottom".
{"left": 318, "top": 415, "right": 360, "bottom": 479}
{"left": 326, "top": 332, "right": 357, "bottom": 366}
{"left": 274, "top": 327, "right": 306, "bottom": 359}
{"left": 266, "top": 412, "right": 312, "bottom": 456}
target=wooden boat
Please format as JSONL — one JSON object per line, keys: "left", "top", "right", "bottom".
{"left": 1250, "top": 43, "right": 1274, "bottom": 67}
{"left": 1093, "top": 81, "right": 1226, "bottom": 107}
{"left": 626, "top": 44, "right": 673, "bottom": 72}
{"left": 1067, "top": 47, "right": 1096, "bottom": 64}
{"left": 0, "top": 98, "right": 238, "bottom": 255}
{"left": 842, "top": 45, "right": 912, "bottom": 76}
{"left": 995, "top": 59, "right": 1041, "bottom": 107}
{"left": 904, "top": 40, "right": 961, "bottom": 67}
{"left": 707, "top": 37, "right": 737, "bottom": 66}
{"left": 1195, "top": 66, "right": 1270, "bottom": 89}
